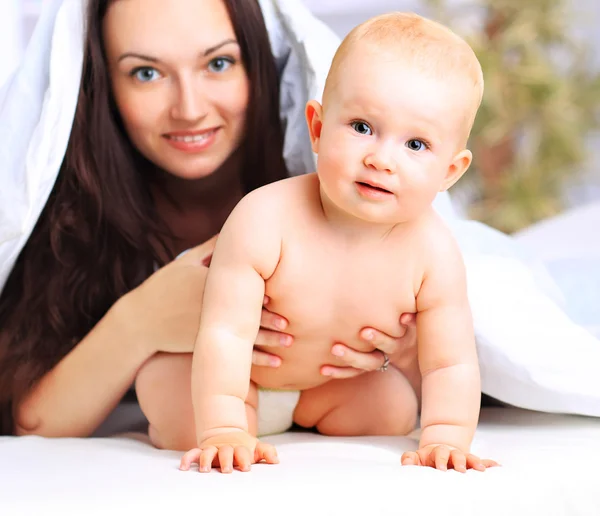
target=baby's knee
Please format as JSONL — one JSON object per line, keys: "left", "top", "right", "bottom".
{"left": 373, "top": 402, "right": 418, "bottom": 436}
{"left": 134, "top": 352, "right": 172, "bottom": 400}
{"left": 365, "top": 371, "right": 419, "bottom": 436}
{"left": 134, "top": 353, "right": 196, "bottom": 450}
{"left": 148, "top": 423, "right": 196, "bottom": 451}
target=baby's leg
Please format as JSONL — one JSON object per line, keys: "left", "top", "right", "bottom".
{"left": 135, "top": 353, "right": 258, "bottom": 450}
{"left": 294, "top": 368, "right": 417, "bottom": 437}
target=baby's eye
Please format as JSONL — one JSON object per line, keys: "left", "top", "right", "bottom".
{"left": 208, "top": 57, "right": 234, "bottom": 73}
{"left": 351, "top": 121, "right": 373, "bottom": 135}
{"left": 131, "top": 67, "right": 161, "bottom": 83}
{"left": 406, "top": 139, "right": 428, "bottom": 151}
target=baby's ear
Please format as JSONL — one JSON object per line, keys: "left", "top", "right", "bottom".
{"left": 305, "top": 100, "right": 324, "bottom": 153}
{"left": 440, "top": 149, "right": 472, "bottom": 192}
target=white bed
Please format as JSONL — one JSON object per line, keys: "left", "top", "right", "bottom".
{"left": 1, "top": 405, "right": 599, "bottom": 515}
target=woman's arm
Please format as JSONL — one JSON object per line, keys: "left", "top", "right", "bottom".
{"left": 14, "top": 242, "right": 214, "bottom": 438}
{"left": 15, "top": 300, "right": 153, "bottom": 437}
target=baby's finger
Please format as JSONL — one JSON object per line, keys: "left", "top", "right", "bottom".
{"left": 234, "top": 446, "right": 252, "bottom": 472}
{"left": 255, "top": 327, "right": 292, "bottom": 348}
{"left": 481, "top": 458, "right": 501, "bottom": 468}
{"left": 199, "top": 447, "right": 218, "bottom": 473}
{"left": 218, "top": 446, "right": 235, "bottom": 474}
{"left": 255, "top": 443, "right": 279, "bottom": 465}
{"left": 433, "top": 446, "right": 451, "bottom": 471}
{"left": 401, "top": 451, "right": 420, "bottom": 466}
{"left": 259, "top": 308, "right": 288, "bottom": 333}
{"left": 450, "top": 450, "right": 467, "bottom": 473}
{"left": 466, "top": 454, "right": 486, "bottom": 472}
{"left": 251, "top": 349, "right": 281, "bottom": 368}
{"left": 179, "top": 448, "right": 201, "bottom": 471}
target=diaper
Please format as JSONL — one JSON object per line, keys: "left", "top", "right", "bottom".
{"left": 257, "top": 388, "right": 301, "bottom": 436}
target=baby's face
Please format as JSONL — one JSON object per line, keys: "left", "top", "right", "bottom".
{"left": 316, "top": 47, "right": 472, "bottom": 225}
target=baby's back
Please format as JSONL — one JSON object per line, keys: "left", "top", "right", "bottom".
{"left": 251, "top": 174, "right": 431, "bottom": 390}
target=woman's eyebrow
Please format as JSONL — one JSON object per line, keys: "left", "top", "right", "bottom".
{"left": 203, "top": 38, "right": 238, "bottom": 56}
{"left": 118, "top": 52, "right": 159, "bottom": 63}
{"left": 117, "top": 39, "right": 238, "bottom": 64}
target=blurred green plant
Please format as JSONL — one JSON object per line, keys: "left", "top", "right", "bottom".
{"left": 426, "top": 0, "right": 600, "bottom": 232}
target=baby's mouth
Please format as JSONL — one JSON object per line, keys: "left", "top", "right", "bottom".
{"left": 356, "top": 181, "right": 392, "bottom": 194}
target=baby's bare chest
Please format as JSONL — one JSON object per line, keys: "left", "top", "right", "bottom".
{"left": 265, "top": 234, "right": 420, "bottom": 342}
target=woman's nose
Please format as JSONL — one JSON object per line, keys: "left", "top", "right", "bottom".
{"left": 170, "top": 76, "right": 207, "bottom": 122}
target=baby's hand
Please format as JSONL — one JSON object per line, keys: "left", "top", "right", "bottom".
{"left": 401, "top": 444, "right": 499, "bottom": 473}
{"left": 179, "top": 431, "right": 279, "bottom": 473}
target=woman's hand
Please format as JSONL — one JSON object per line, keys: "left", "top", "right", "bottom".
{"left": 122, "top": 232, "right": 415, "bottom": 371}
{"left": 251, "top": 307, "right": 418, "bottom": 378}
{"left": 117, "top": 236, "right": 295, "bottom": 361}
{"left": 322, "top": 312, "right": 417, "bottom": 379}
{"left": 250, "top": 296, "right": 294, "bottom": 368}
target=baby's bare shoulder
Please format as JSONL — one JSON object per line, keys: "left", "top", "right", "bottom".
{"left": 406, "top": 211, "right": 464, "bottom": 280}
{"left": 418, "top": 211, "right": 459, "bottom": 252}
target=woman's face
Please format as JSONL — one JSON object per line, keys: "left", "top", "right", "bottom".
{"left": 103, "top": 0, "right": 249, "bottom": 181}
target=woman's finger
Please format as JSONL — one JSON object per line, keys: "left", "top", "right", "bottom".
{"left": 330, "top": 343, "right": 386, "bottom": 372}
{"left": 255, "top": 328, "right": 293, "bottom": 348}
{"left": 320, "top": 365, "right": 367, "bottom": 379}
{"left": 359, "top": 328, "right": 403, "bottom": 355}
{"left": 259, "top": 307, "right": 289, "bottom": 333}
{"left": 399, "top": 312, "right": 417, "bottom": 327}
{"left": 251, "top": 350, "right": 281, "bottom": 368}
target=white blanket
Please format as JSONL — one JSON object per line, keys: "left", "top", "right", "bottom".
{"left": 0, "top": 0, "right": 599, "bottom": 453}
{"left": 1, "top": 406, "right": 599, "bottom": 515}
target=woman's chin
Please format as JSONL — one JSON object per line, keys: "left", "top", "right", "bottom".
{"left": 164, "top": 167, "right": 218, "bottom": 182}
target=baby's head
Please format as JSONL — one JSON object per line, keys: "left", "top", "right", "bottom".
{"left": 323, "top": 12, "right": 483, "bottom": 147}
{"left": 306, "top": 13, "right": 484, "bottom": 224}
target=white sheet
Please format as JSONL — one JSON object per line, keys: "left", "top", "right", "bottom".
{"left": 1, "top": 406, "right": 599, "bottom": 515}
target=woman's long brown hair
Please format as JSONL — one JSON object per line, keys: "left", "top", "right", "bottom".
{"left": 0, "top": 0, "right": 287, "bottom": 434}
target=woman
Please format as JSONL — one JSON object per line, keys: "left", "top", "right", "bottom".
{"left": 0, "top": 0, "right": 416, "bottom": 438}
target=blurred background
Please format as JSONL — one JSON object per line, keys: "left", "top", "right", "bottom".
{"left": 1, "top": 0, "right": 599, "bottom": 234}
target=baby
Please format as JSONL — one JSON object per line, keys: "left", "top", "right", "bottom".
{"left": 180, "top": 12, "right": 497, "bottom": 474}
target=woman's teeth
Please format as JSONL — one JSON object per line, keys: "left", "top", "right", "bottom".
{"left": 168, "top": 132, "right": 214, "bottom": 143}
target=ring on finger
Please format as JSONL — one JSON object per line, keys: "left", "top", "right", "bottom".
{"left": 378, "top": 352, "right": 390, "bottom": 372}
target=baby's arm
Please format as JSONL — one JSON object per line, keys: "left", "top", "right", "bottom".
{"left": 182, "top": 191, "right": 282, "bottom": 471}
{"left": 410, "top": 233, "right": 483, "bottom": 469}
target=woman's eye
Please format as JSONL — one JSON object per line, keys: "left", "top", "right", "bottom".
{"left": 208, "top": 57, "right": 233, "bottom": 73}
{"left": 406, "top": 139, "right": 428, "bottom": 151}
{"left": 131, "top": 67, "right": 161, "bottom": 83}
{"left": 351, "top": 121, "right": 373, "bottom": 135}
